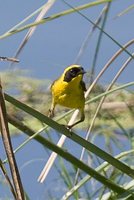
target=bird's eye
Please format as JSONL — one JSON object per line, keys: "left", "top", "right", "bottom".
{"left": 69, "top": 68, "right": 79, "bottom": 75}
{"left": 70, "top": 69, "right": 74, "bottom": 73}
{"left": 69, "top": 68, "right": 76, "bottom": 76}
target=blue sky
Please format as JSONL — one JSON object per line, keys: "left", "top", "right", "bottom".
{"left": 0, "top": 0, "right": 134, "bottom": 83}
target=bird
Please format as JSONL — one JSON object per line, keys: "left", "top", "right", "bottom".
{"left": 38, "top": 65, "right": 86, "bottom": 184}
{"left": 48, "top": 64, "right": 86, "bottom": 129}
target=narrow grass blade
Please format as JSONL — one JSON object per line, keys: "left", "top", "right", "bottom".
{"left": 62, "top": 149, "right": 134, "bottom": 200}
{"left": 12, "top": 0, "right": 56, "bottom": 60}
{"left": 0, "top": 0, "right": 113, "bottom": 39}
{"left": 115, "top": 4, "right": 134, "bottom": 18}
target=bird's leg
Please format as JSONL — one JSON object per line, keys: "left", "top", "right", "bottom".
{"left": 66, "top": 110, "right": 85, "bottom": 130}
{"left": 48, "top": 109, "right": 54, "bottom": 118}
{"left": 48, "top": 102, "right": 55, "bottom": 118}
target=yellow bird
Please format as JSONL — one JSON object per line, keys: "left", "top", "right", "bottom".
{"left": 48, "top": 64, "right": 86, "bottom": 129}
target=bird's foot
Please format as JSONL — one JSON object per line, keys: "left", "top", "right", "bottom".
{"left": 48, "top": 109, "right": 54, "bottom": 118}
{"left": 66, "top": 125, "right": 73, "bottom": 137}
{"left": 61, "top": 124, "right": 73, "bottom": 137}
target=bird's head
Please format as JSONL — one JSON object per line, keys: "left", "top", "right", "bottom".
{"left": 63, "top": 64, "right": 86, "bottom": 82}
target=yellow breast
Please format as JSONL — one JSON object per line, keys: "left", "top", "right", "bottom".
{"left": 51, "top": 74, "right": 85, "bottom": 109}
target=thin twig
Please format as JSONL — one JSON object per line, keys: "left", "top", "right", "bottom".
{"left": 0, "top": 159, "right": 16, "bottom": 199}
{"left": 0, "top": 79, "right": 25, "bottom": 200}
{"left": 0, "top": 56, "right": 19, "bottom": 63}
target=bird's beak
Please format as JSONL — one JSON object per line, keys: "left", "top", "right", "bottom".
{"left": 80, "top": 68, "right": 86, "bottom": 75}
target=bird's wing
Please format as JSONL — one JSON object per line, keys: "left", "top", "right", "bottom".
{"left": 80, "top": 80, "right": 87, "bottom": 91}
{"left": 50, "top": 79, "right": 57, "bottom": 89}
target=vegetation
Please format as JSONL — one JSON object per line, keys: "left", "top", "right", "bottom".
{"left": 0, "top": 0, "right": 134, "bottom": 199}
